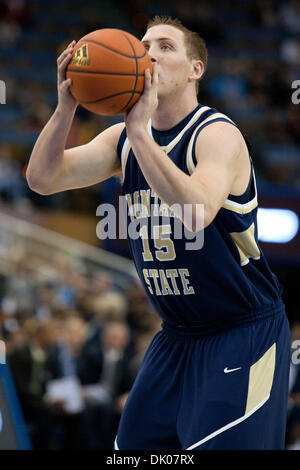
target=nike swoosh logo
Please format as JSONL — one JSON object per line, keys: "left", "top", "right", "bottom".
{"left": 224, "top": 367, "right": 242, "bottom": 373}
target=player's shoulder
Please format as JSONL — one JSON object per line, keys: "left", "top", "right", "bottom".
{"left": 198, "top": 119, "right": 243, "bottom": 142}
{"left": 91, "top": 121, "right": 125, "bottom": 148}
{"left": 194, "top": 104, "right": 244, "bottom": 149}
{"left": 106, "top": 121, "right": 126, "bottom": 138}
{"left": 192, "top": 107, "right": 249, "bottom": 168}
{"left": 111, "top": 121, "right": 126, "bottom": 146}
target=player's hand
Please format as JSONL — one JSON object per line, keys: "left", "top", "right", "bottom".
{"left": 125, "top": 63, "right": 158, "bottom": 134}
{"left": 57, "top": 40, "right": 78, "bottom": 111}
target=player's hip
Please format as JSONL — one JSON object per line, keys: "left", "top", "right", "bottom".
{"left": 139, "top": 302, "right": 290, "bottom": 395}
{"left": 116, "top": 307, "right": 290, "bottom": 450}
{"left": 159, "top": 297, "right": 287, "bottom": 339}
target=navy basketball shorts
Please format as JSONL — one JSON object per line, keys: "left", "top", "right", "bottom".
{"left": 115, "top": 308, "right": 290, "bottom": 450}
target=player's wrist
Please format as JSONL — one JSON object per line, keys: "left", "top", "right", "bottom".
{"left": 55, "top": 101, "right": 77, "bottom": 119}
{"left": 126, "top": 123, "right": 148, "bottom": 140}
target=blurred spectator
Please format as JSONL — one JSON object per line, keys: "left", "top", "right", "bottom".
{"left": 175, "top": 0, "right": 223, "bottom": 44}
{"left": 91, "top": 291, "right": 128, "bottom": 324}
{"left": 91, "top": 270, "right": 114, "bottom": 297}
{"left": 208, "top": 58, "right": 249, "bottom": 105}
{"left": 2, "top": 255, "right": 36, "bottom": 316}
{"left": 42, "top": 314, "right": 88, "bottom": 449}
{"left": 281, "top": 37, "right": 300, "bottom": 66}
{"left": 0, "top": 144, "right": 27, "bottom": 205}
{"left": 247, "top": 64, "right": 293, "bottom": 110}
{"left": 99, "top": 321, "right": 131, "bottom": 394}
{"left": 45, "top": 314, "right": 87, "bottom": 381}
{"left": 280, "top": 0, "right": 300, "bottom": 34}
{"left": 25, "top": 101, "right": 53, "bottom": 135}
{"left": 86, "top": 288, "right": 129, "bottom": 346}
{"left": 35, "top": 282, "right": 56, "bottom": 323}
{"left": 8, "top": 318, "right": 60, "bottom": 449}
{"left": 249, "top": 0, "right": 279, "bottom": 28}
{"left": 81, "top": 320, "right": 132, "bottom": 449}
{"left": 1, "top": 0, "right": 33, "bottom": 28}
{"left": 258, "top": 109, "right": 300, "bottom": 186}
{"left": 0, "top": 18, "right": 21, "bottom": 45}
{"left": 115, "top": 320, "right": 162, "bottom": 416}
{"left": 286, "top": 103, "right": 300, "bottom": 146}
{"left": 125, "top": 281, "right": 159, "bottom": 332}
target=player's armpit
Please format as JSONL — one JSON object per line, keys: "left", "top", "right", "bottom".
{"left": 190, "top": 121, "right": 249, "bottom": 226}
{"left": 47, "top": 122, "right": 124, "bottom": 194}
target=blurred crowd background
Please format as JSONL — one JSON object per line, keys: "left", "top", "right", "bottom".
{"left": 0, "top": 0, "right": 299, "bottom": 450}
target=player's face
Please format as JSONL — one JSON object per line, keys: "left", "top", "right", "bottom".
{"left": 141, "top": 25, "right": 194, "bottom": 97}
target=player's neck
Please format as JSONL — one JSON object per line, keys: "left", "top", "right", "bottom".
{"left": 151, "top": 91, "right": 199, "bottom": 131}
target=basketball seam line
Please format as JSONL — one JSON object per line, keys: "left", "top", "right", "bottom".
{"left": 79, "top": 90, "right": 142, "bottom": 104}
{"left": 78, "top": 38, "right": 146, "bottom": 59}
{"left": 67, "top": 69, "right": 145, "bottom": 76}
{"left": 119, "top": 33, "right": 139, "bottom": 112}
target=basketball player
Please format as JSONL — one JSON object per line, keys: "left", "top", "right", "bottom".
{"left": 26, "top": 17, "right": 291, "bottom": 450}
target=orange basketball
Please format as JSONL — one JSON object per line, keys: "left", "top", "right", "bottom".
{"left": 66, "top": 28, "right": 153, "bottom": 116}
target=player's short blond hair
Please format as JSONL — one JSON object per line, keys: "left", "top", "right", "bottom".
{"left": 146, "top": 16, "right": 208, "bottom": 94}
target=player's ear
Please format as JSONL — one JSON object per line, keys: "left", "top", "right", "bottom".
{"left": 189, "top": 59, "right": 204, "bottom": 83}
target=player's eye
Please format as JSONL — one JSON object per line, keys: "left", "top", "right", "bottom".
{"left": 161, "top": 44, "right": 171, "bottom": 51}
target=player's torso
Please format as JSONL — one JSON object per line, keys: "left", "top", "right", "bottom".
{"left": 117, "top": 104, "right": 283, "bottom": 332}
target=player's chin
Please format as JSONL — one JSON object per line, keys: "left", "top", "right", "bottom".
{"left": 157, "top": 87, "right": 175, "bottom": 99}
{"left": 156, "top": 83, "right": 170, "bottom": 97}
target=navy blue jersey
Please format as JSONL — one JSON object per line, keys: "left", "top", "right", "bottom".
{"left": 117, "top": 104, "right": 283, "bottom": 332}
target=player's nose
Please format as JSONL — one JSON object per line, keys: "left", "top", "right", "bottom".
{"left": 147, "top": 45, "right": 157, "bottom": 62}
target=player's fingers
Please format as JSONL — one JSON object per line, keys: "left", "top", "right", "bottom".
{"left": 57, "top": 41, "right": 75, "bottom": 66}
{"left": 60, "top": 78, "right": 72, "bottom": 90}
{"left": 57, "top": 48, "right": 68, "bottom": 65}
{"left": 143, "top": 69, "right": 152, "bottom": 93}
{"left": 152, "top": 63, "right": 158, "bottom": 88}
{"left": 57, "top": 52, "right": 72, "bottom": 82}
{"left": 58, "top": 51, "right": 72, "bottom": 69}
{"left": 57, "top": 52, "right": 70, "bottom": 70}
{"left": 57, "top": 47, "right": 73, "bottom": 66}
{"left": 58, "top": 79, "right": 72, "bottom": 98}
{"left": 64, "top": 40, "right": 75, "bottom": 52}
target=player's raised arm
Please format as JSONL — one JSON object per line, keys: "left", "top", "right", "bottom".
{"left": 26, "top": 41, "right": 123, "bottom": 195}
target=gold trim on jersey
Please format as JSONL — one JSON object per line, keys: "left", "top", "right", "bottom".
{"left": 222, "top": 163, "right": 258, "bottom": 214}
{"left": 245, "top": 343, "right": 276, "bottom": 415}
{"left": 184, "top": 112, "right": 259, "bottom": 217}
{"left": 186, "top": 113, "right": 235, "bottom": 175}
{"left": 147, "top": 106, "right": 211, "bottom": 155}
{"left": 121, "top": 137, "right": 131, "bottom": 181}
{"left": 230, "top": 222, "right": 261, "bottom": 266}
{"left": 222, "top": 196, "right": 258, "bottom": 215}
{"left": 120, "top": 106, "right": 212, "bottom": 178}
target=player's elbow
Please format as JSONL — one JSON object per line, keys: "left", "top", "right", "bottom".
{"left": 189, "top": 214, "right": 213, "bottom": 232}
{"left": 180, "top": 204, "right": 213, "bottom": 232}
{"left": 203, "top": 208, "right": 216, "bottom": 229}
{"left": 26, "top": 173, "right": 53, "bottom": 195}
